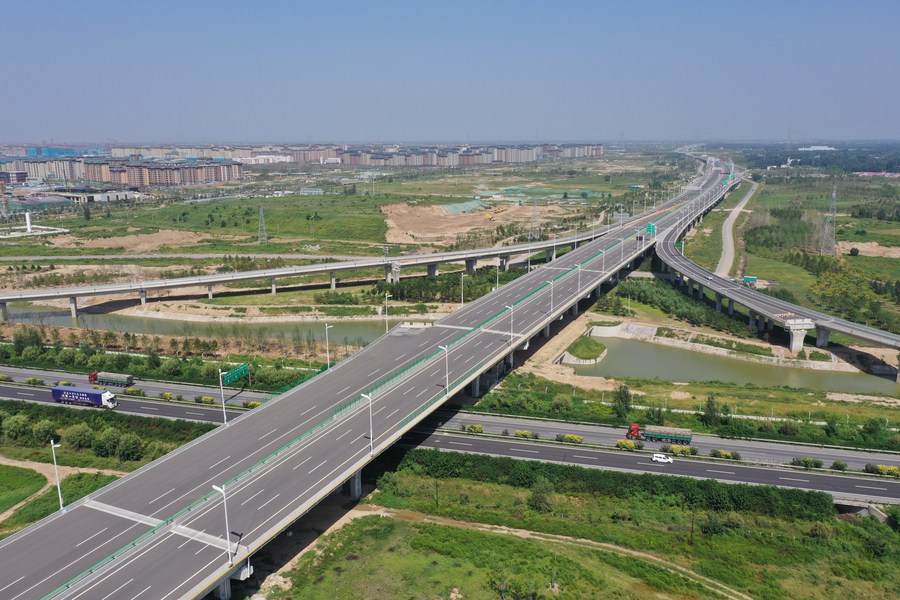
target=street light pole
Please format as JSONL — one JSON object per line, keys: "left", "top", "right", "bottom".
{"left": 324, "top": 323, "right": 333, "bottom": 370}
{"left": 438, "top": 345, "right": 450, "bottom": 397}
{"left": 218, "top": 369, "right": 228, "bottom": 426}
{"left": 212, "top": 484, "right": 233, "bottom": 566}
{"left": 460, "top": 273, "right": 467, "bottom": 306}
{"left": 384, "top": 293, "right": 392, "bottom": 334}
{"left": 546, "top": 280, "right": 554, "bottom": 315}
{"left": 576, "top": 264, "right": 581, "bottom": 292}
{"left": 362, "top": 393, "right": 374, "bottom": 455}
{"left": 505, "top": 304, "right": 514, "bottom": 346}
{"left": 50, "top": 439, "right": 64, "bottom": 512}
{"left": 495, "top": 262, "right": 499, "bottom": 290}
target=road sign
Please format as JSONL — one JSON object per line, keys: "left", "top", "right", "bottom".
{"left": 645, "top": 223, "right": 656, "bottom": 233}
{"left": 222, "top": 363, "right": 248, "bottom": 386}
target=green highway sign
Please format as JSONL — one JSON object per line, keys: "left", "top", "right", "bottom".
{"left": 222, "top": 363, "right": 248, "bottom": 385}
{"left": 645, "top": 223, "right": 656, "bottom": 233}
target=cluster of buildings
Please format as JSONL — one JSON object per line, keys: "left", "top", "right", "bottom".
{"left": 1, "top": 143, "right": 603, "bottom": 188}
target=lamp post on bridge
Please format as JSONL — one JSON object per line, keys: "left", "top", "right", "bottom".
{"left": 576, "top": 264, "right": 582, "bottom": 292}
{"left": 460, "top": 273, "right": 467, "bottom": 307}
{"left": 384, "top": 293, "right": 392, "bottom": 334}
{"left": 546, "top": 280, "right": 554, "bottom": 315}
{"left": 50, "top": 439, "right": 64, "bottom": 513}
{"left": 324, "top": 323, "right": 333, "bottom": 370}
{"left": 362, "top": 393, "right": 374, "bottom": 456}
{"left": 439, "top": 345, "right": 450, "bottom": 398}
{"left": 505, "top": 304, "right": 514, "bottom": 346}
{"left": 211, "top": 484, "right": 233, "bottom": 566}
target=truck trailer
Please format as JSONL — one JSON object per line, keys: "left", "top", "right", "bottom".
{"left": 88, "top": 371, "right": 133, "bottom": 387}
{"left": 626, "top": 423, "right": 692, "bottom": 445}
{"left": 52, "top": 386, "right": 118, "bottom": 409}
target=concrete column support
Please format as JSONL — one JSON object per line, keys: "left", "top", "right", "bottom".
{"left": 506, "top": 353, "right": 514, "bottom": 368}
{"left": 69, "top": 297, "right": 78, "bottom": 318}
{"left": 499, "top": 256, "right": 510, "bottom": 272}
{"left": 573, "top": 241, "right": 579, "bottom": 249}
{"left": 348, "top": 470, "right": 362, "bottom": 500}
{"left": 815, "top": 327, "right": 830, "bottom": 348}
{"left": 757, "top": 315, "right": 765, "bottom": 331}
{"left": 207, "top": 284, "right": 214, "bottom": 299}
{"left": 767, "top": 318, "right": 774, "bottom": 331}
{"left": 465, "top": 259, "right": 477, "bottom": 275}
{"left": 213, "top": 578, "right": 232, "bottom": 600}
{"left": 384, "top": 265, "right": 392, "bottom": 282}
{"left": 788, "top": 328, "right": 807, "bottom": 354}
{"left": 471, "top": 376, "right": 481, "bottom": 397}
{"left": 698, "top": 284, "right": 704, "bottom": 298}
{"left": 330, "top": 271, "right": 336, "bottom": 290}
{"left": 0, "top": 302, "right": 7, "bottom": 322}
{"left": 593, "top": 284, "right": 602, "bottom": 298}
{"left": 550, "top": 247, "right": 557, "bottom": 261}
{"left": 542, "top": 325, "right": 550, "bottom": 337}
{"left": 748, "top": 310, "right": 755, "bottom": 327}
{"left": 570, "top": 303, "right": 579, "bottom": 316}
{"left": 139, "top": 290, "right": 147, "bottom": 308}
{"left": 715, "top": 293, "right": 722, "bottom": 312}
{"left": 427, "top": 264, "right": 439, "bottom": 277}
{"left": 728, "top": 297, "right": 734, "bottom": 315}
{"left": 270, "top": 277, "right": 277, "bottom": 295}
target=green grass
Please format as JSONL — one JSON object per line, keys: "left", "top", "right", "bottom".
{"left": 273, "top": 515, "right": 716, "bottom": 600}
{"left": 0, "top": 473, "right": 117, "bottom": 537}
{"left": 566, "top": 336, "right": 606, "bottom": 360}
{"left": 0, "top": 464, "right": 46, "bottom": 515}
{"left": 368, "top": 463, "right": 900, "bottom": 600}
{"left": 743, "top": 254, "right": 818, "bottom": 306}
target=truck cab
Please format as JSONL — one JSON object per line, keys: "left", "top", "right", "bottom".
{"left": 100, "top": 391, "right": 118, "bottom": 409}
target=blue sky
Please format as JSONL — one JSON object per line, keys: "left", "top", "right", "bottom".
{"left": 5, "top": 1, "right": 899, "bottom": 143}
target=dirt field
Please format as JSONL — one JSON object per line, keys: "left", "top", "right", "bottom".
{"left": 836, "top": 241, "right": 900, "bottom": 258}
{"left": 50, "top": 229, "right": 216, "bottom": 252}
{"left": 382, "top": 202, "right": 564, "bottom": 245}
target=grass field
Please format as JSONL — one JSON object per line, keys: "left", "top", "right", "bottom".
{"left": 276, "top": 514, "right": 718, "bottom": 600}
{"left": 566, "top": 336, "right": 606, "bottom": 360}
{"left": 368, "top": 466, "right": 900, "bottom": 600}
{"left": 0, "top": 472, "right": 117, "bottom": 539}
{"left": 0, "top": 464, "right": 46, "bottom": 515}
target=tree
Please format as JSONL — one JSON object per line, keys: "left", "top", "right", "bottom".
{"left": 528, "top": 476, "right": 554, "bottom": 513}
{"left": 549, "top": 394, "right": 573, "bottom": 415}
{"left": 700, "top": 393, "right": 722, "bottom": 427}
{"left": 65, "top": 423, "right": 95, "bottom": 450}
{"left": 117, "top": 433, "right": 144, "bottom": 461}
{"left": 644, "top": 405, "right": 665, "bottom": 426}
{"left": 92, "top": 427, "right": 121, "bottom": 458}
{"left": 562, "top": 191, "right": 569, "bottom": 200}
{"left": 145, "top": 349, "right": 161, "bottom": 370}
{"left": 12, "top": 327, "right": 43, "bottom": 356}
{"left": 849, "top": 247, "right": 860, "bottom": 257}
{"left": 83, "top": 205, "right": 91, "bottom": 221}
{"left": 612, "top": 383, "right": 632, "bottom": 421}
{"left": 3, "top": 414, "right": 32, "bottom": 444}
{"left": 31, "top": 420, "right": 58, "bottom": 445}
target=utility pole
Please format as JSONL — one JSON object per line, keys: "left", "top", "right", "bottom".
{"left": 258, "top": 205, "right": 268, "bottom": 245}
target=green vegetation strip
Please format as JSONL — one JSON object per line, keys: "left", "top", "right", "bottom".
{"left": 566, "top": 336, "right": 606, "bottom": 360}
{"left": 0, "top": 464, "right": 46, "bottom": 515}
{"left": 1, "top": 473, "right": 117, "bottom": 537}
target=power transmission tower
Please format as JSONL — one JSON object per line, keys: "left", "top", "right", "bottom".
{"left": 820, "top": 184, "right": 836, "bottom": 256}
{"left": 530, "top": 196, "right": 539, "bottom": 240}
{"left": 258, "top": 206, "right": 268, "bottom": 245}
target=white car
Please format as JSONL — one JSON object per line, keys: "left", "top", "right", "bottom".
{"left": 651, "top": 453, "right": 673, "bottom": 464}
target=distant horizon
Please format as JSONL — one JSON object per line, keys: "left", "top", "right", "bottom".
{"left": 4, "top": 1, "right": 899, "bottom": 143}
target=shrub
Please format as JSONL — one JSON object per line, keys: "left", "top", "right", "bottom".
{"left": 23, "top": 377, "right": 45, "bottom": 386}
{"left": 863, "top": 464, "right": 900, "bottom": 477}
{"left": 670, "top": 444, "right": 692, "bottom": 456}
{"left": 790, "top": 456, "right": 824, "bottom": 469}
{"left": 830, "top": 460, "right": 847, "bottom": 471}
{"left": 117, "top": 433, "right": 144, "bottom": 462}
{"left": 159, "top": 392, "right": 174, "bottom": 401}
{"left": 0, "top": 374, "right": 12, "bottom": 382}
{"left": 54, "top": 380, "right": 71, "bottom": 386}
{"left": 555, "top": 434, "right": 583, "bottom": 444}
{"left": 700, "top": 515, "right": 726, "bottom": 535}
{"left": 466, "top": 424, "right": 484, "bottom": 434}
{"left": 194, "top": 395, "right": 204, "bottom": 403}
{"left": 501, "top": 429, "right": 509, "bottom": 436}
{"left": 514, "top": 430, "right": 532, "bottom": 439}
{"left": 144, "top": 441, "right": 170, "bottom": 461}
{"left": 31, "top": 420, "right": 58, "bottom": 445}
{"left": 778, "top": 421, "right": 800, "bottom": 436}
{"left": 124, "top": 387, "right": 145, "bottom": 397}
{"left": 527, "top": 476, "right": 554, "bottom": 513}
{"left": 242, "top": 401, "right": 261, "bottom": 409}
{"left": 659, "top": 444, "right": 671, "bottom": 453}
{"left": 3, "top": 414, "right": 32, "bottom": 444}
{"left": 710, "top": 449, "right": 733, "bottom": 459}
{"left": 92, "top": 427, "right": 121, "bottom": 458}
{"left": 65, "top": 423, "right": 95, "bottom": 450}
{"left": 886, "top": 505, "right": 900, "bottom": 533}
{"left": 615, "top": 439, "right": 637, "bottom": 451}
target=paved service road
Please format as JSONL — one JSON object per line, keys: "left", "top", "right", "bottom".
{"left": 432, "top": 411, "right": 900, "bottom": 471}
{"left": 409, "top": 430, "right": 900, "bottom": 505}
{"left": 715, "top": 180, "right": 757, "bottom": 276}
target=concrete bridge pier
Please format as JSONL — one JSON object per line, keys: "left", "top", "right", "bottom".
{"left": 465, "top": 259, "right": 477, "bottom": 275}
{"left": 330, "top": 271, "right": 337, "bottom": 290}
{"left": 384, "top": 264, "right": 392, "bottom": 282}
{"left": 686, "top": 279, "right": 694, "bottom": 297}
{"left": 0, "top": 302, "right": 7, "bottom": 321}
{"left": 715, "top": 293, "right": 722, "bottom": 312}
{"left": 697, "top": 284, "right": 704, "bottom": 299}
{"left": 207, "top": 284, "right": 214, "bottom": 299}
{"left": 139, "top": 290, "right": 147, "bottom": 309}
{"left": 270, "top": 277, "right": 277, "bottom": 295}
{"left": 767, "top": 318, "right": 774, "bottom": 331}
{"left": 815, "top": 327, "right": 830, "bottom": 348}
{"left": 348, "top": 470, "right": 362, "bottom": 500}
{"left": 69, "top": 297, "right": 78, "bottom": 318}
{"left": 758, "top": 316, "right": 766, "bottom": 332}
{"left": 550, "top": 246, "right": 557, "bottom": 262}
{"left": 542, "top": 324, "right": 551, "bottom": 337}
{"left": 212, "top": 560, "right": 254, "bottom": 600}
{"left": 213, "top": 578, "right": 231, "bottom": 600}
{"left": 788, "top": 326, "right": 808, "bottom": 354}
{"left": 748, "top": 310, "right": 756, "bottom": 328}
{"left": 499, "top": 255, "right": 510, "bottom": 272}
{"left": 470, "top": 376, "right": 481, "bottom": 397}
{"left": 570, "top": 303, "right": 579, "bottom": 316}
{"left": 728, "top": 297, "right": 735, "bottom": 315}
{"left": 427, "top": 264, "right": 439, "bottom": 277}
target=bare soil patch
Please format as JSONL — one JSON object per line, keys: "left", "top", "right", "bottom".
{"left": 382, "top": 202, "right": 563, "bottom": 245}
{"left": 51, "top": 229, "right": 219, "bottom": 252}
{"left": 836, "top": 241, "right": 900, "bottom": 258}
{"left": 826, "top": 392, "right": 900, "bottom": 407}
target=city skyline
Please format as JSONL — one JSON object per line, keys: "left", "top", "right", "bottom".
{"left": 4, "top": 0, "right": 900, "bottom": 143}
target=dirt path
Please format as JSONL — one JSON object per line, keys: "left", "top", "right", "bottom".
{"left": 716, "top": 181, "right": 757, "bottom": 277}
{"left": 266, "top": 504, "right": 752, "bottom": 600}
{"left": 0, "top": 455, "right": 126, "bottom": 523}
